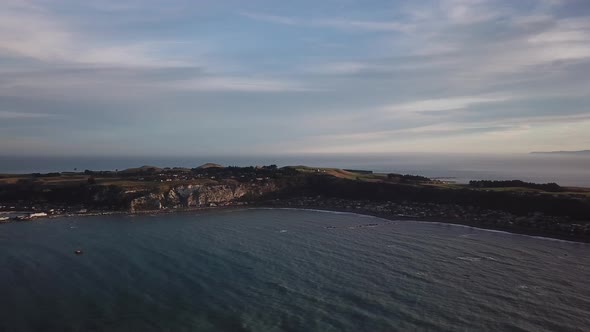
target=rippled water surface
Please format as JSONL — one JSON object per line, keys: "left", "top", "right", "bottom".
{"left": 1, "top": 209, "right": 589, "bottom": 331}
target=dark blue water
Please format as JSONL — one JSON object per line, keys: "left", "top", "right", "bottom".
{"left": 1, "top": 153, "right": 590, "bottom": 186}
{"left": 1, "top": 209, "right": 589, "bottom": 331}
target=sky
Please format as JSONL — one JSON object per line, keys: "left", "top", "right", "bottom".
{"left": 1, "top": 0, "right": 590, "bottom": 156}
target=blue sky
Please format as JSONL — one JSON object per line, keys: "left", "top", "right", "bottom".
{"left": 1, "top": 0, "right": 590, "bottom": 156}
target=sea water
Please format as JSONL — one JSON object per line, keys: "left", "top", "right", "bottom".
{"left": 1, "top": 209, "right": 589, "bottom": 331}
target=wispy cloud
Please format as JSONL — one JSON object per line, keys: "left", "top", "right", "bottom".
{"left": 0, "top": 3, "right": 312, "bottom": 96}
{"left": 240, "top": 12, "right": 298, "bottom": 25}
{"left": 0, "top": 2, "right": 187, "bottom": 68}
{"left": 440, "top": 0, "right": 507, "bottom": 25}
{"left": 240, "top": 12, "right": 412, "bottom": 32}
{"left": 383, "top": 96, "right": 510, "bottom": 113}
{"left": 0, "top": 111, "right": 54, "bottom": 119}
{"left": 162, "top": 77, "right": 311, "bottom": 92}
{"left": 284, "top": 115, "right": 590, "bottom": 154}
{"left": 313, "top": 19, "right": 411, "bottom": 32}
{"left": 0, "top": 70, "right": 311, "bottom": 97}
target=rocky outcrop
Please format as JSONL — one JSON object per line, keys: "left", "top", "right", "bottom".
{"left": 130, "top": 181, "right": 279, "bottom": 212}
{"left": 130, "top": 193, "right": 164, "bottom": 212}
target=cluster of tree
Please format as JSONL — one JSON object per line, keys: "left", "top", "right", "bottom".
{"left": 84, "top": 170, "right": 118, "bottom": 176}
{"left": 31, "top": 172, "right": 62, "bottom": 178}
{"left": 387, "top": 173, "right": 431, "bottom": 182}
{"left": 469, "top": 180, "right": 562, "bottom": 192}
{"left": 0, "top": 181, "right": 133, "bottom": 211}
{"left": 400, "top": 174, "right": 431, "bottom": 182}
{"left": 191, "top": 165, "right": 298, "bottom": 180}
{"left": 344, "top": 169, "right": 373, "bottom": 174}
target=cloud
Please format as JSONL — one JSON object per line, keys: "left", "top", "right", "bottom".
{"left": 2, "top": 0, "right": 590, "bottom": 155}
{"left": 284, "top": 116, "right": 590, "bottom": 154}
{"left": 0, "top": 1, "right": 187, "bottom": 68}
{"left": 440, "top": 0, "right": 507, "bottom": 25}
{"left": 445, "top": 15, "right": 590, "bottom": 75}
{"left": 313, "top": 19, "right": 411, "bottom": 32}
{"left": 0, "top": 111, "right": 54, "bottom": 119}
{"left": 161, "top": 76, "right": 311, "bottom": 92}
{"left": 0, "top": 2, "right": 316, "bottom": 100}
{"left": 0, "top": 66, "right": 311, "bottom": 97}
{"left": 281, "top": 91, "right": 590, "bottom": 154}
{"left": 303, "top": 62, "right": 381, "bottom": 75}
{"left": 383, "top": 96, "right": 509, "bottom": 113}
{"left": 300, "top": 8, "right": 590, "bottom": 81}
{"left": 0, "top": 4, "right": 71, "bottom": 62}
{"left": 240, "top": 12, "right": 411, "bottom": 32}
{"left": 240, "top": 12, "right": 298, "bottom": 25}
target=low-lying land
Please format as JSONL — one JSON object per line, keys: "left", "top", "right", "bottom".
{"left": 1, "top": 164, "right": 590, "bottom": 242}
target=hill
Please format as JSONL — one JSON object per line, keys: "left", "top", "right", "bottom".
{"left": 531, "top": 150, "right": 590, "bottom": 155}
{"left": 119, "top": 165, "right": 163, "bottom": 174}
{"left": 196, "top": 163, "right": 223, "bottom": 169}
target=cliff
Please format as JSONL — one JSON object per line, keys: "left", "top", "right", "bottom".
{"left": 129, "top": 182, "right": 279, "bottom": 212}
{"left": 0, "top": 179, "right": 281, "bottom": 213}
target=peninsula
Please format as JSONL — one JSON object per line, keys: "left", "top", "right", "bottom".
{"left": 1, "top": 164, "right": 589, "bottom": 242}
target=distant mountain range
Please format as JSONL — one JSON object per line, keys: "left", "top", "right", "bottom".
{"left": 530, "top": 150, "right": 590, "bottom": 155}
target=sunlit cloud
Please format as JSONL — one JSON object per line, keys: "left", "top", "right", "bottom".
{"left": 383, "top": 96, "right": 510, "bottom": 113}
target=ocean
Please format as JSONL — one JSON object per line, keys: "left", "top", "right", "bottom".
{"left": 1, "top": 209, "right": 589, "bottom": 331}
{"left": 1, "top": 153, "right": 590, "bottom": 187}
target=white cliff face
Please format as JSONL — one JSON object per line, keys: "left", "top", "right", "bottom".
{"left": 130, "top": 193, "right": 164, "bottom": 212}
{"left": 130, "top": 182, "right": 278, "bottom": 212}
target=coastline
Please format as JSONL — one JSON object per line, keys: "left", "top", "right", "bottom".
{"left": 249, "top": 206, "right": 590, "bottom": 244}
{"left": 4, "top": 202, "right": 589, "bottom": 244}
{"left": 3, "top": 164, "right": 590, "bottom": 244}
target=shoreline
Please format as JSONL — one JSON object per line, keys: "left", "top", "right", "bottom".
{"left": 3, "top": 202, "right": 589, "bottom": 244}
{"left": 248, "top": 206, "right": 590, "bottom": 244}
{"left": 3, "top": 164, "right": 589, "bottom": 244}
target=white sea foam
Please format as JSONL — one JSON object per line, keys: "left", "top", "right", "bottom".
{"left": 457, "top": 256, "right": 482, "bottom": 262}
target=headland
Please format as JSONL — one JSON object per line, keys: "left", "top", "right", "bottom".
{"left": 1, "top": 164, "right": 589, "bottom": 242}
